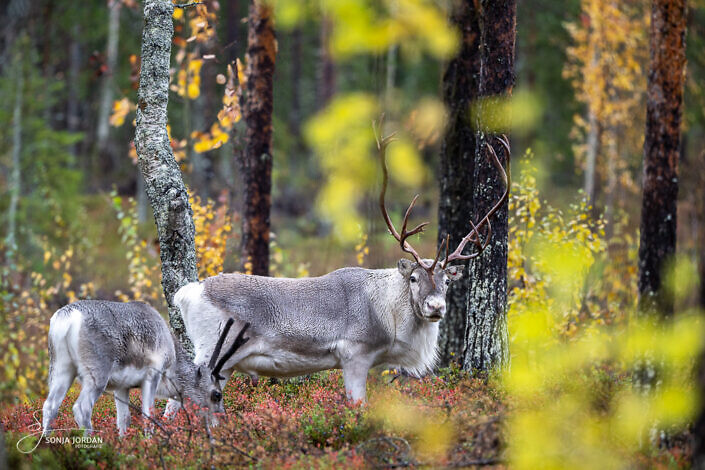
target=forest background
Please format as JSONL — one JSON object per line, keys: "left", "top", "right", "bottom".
{"left": 1, "top": 0, "right": 705, "bottom": 468}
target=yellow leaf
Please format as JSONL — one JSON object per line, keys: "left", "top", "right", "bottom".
{"left": 187, "top": 82, "right": 200, "bottom": 99}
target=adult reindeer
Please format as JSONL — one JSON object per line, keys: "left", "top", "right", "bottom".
{"left": 167, "top": 125, "right": 509, "bottom": 407}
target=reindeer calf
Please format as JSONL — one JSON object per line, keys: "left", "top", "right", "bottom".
{"left": 42, "top": 300, "right": 248, "bottom": 436}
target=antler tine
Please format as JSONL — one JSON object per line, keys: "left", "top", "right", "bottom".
{"left": 377, "top": 118, "right": 428, "bottom": 268}
{"left": 443, "top": 218, "right": 484, "bottom": 265}
{"left": 373, "top": 115, "right": 398, "bottom": 150}
{"left": 429, "top": 235, "right": 447, "bottom": 273}
{"left": 212, "top": 322, "right": 251, "bottom": 381}
{"left": 443, "top": 135, "right": 510, "bottom": 265}
{"left": 208, "top": 318, "right": 234, "bottom": 370}
{"left": 442, "top": 234, "right": 451, "bottom": 269}
{"left": 400, "top": 195, "right": 420, "bottom": 235}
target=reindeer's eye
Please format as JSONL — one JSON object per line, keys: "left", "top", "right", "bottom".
{"left": 211, "top": 390, "right": 222, "bottom": 403}
{"left": 410, "top": 276, "right": 417, "bottom": 283}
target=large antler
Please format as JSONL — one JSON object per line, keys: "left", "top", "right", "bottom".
{"left": 210, "top": 319, "right": 251, "bottom": 381}
{"left": 442, "top": 135, "right": 511, "bottom": 268}
{"left": 375, "top": 117, "right": 446, "bottom": 284}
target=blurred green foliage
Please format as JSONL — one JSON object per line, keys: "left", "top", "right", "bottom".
{"left": 0, "top": 34, "right": 83, "bottom": 265}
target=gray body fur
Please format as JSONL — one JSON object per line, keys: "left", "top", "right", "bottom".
{"left": 42, "top": 300, "right": 224, "bottom": 436}
{"left": 168, "top": 260, "right": 462, "bottom": 407}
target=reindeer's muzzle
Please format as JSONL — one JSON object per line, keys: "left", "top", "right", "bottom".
{"left": 423, "top": 297, "right": 446, "bottom": 321}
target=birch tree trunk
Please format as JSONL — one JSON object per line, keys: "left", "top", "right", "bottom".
{"left": 584, "top": 107, "right": 600, "bottom": 207}
{"left": 67, "top": 24, "right": 81, "bottom": 158}
{"left": 437, "top": 0, "right": 481, "bottom": 367}
{"left": 135, "top": 0, "right": 198, "bottom": 350}
{"left": 6, "top": 47, "right": 23, "bottom": 253}
{"left": 238, "top": 0, "right": 276, "bottom": 276}
{"left": 463, "top": 0, "right": 515, "bottom": 372}
{"left": 637, "top": 0, "right": 686, "bottom": 316}
{"left": 96, "top": 0, "right": 121, "bottom": 172}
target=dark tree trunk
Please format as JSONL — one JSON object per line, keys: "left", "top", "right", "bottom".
{"left": 437, "top": 0, "right": 481, "bottom": 367}
{"left": 316, "top": 16, "right": 335, "bottom": 109}
{"left": 135, "top": 0, "right": 199, "bottom": 351}
{"left": 238, "top": 0, "right": 276, "bottom": 276}
{"left": 289, "top": 26, "right": 302, "bottom": 141}
{"left": 637, "top": 0, "right": 686, "bottom": 316}
{"left": 463, "top": 0, "right": 515, "bottom": 372}
{"left": 225, "top": 0, "right": 241, "bottom": 64}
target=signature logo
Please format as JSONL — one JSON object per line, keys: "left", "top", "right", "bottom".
{"left": 16, "top": 410, "right": 104, "bottom": 454}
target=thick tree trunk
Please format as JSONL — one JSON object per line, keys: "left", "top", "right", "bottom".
{"left": 238, "top": 0, "right": 276, "bottom": 276}
{"left": 437, "top": 0, "right": 481, "bottom": 367}
{"left": 637, "top": 0, "right": 686, "bottom": 316}
{"left": 96, "top": 0, "right": 122, "bottom": 174}
{"left": 463, "top": 0, "right": 515, "bottom": 372}
{"left": 135, "top": 0, "right": 199, "bottom": 350}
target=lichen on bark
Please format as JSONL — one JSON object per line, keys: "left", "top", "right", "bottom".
{"left": 437, "top": 0, "right": 481, "bottom": 367}
{"left": 135, "top": 0, "right": 199, "bottom": 352}
{"left": 462, "top": 0, "right": 516, "bottom": 373}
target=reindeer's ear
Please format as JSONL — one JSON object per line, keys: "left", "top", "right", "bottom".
{"left": 445, "top": 265, "right": 464, "bottom": 281}
{"left": 397, "top": 259, "right": 416, "bottom": 277}
{"left": 195, "top": 366, "right": 203, "bottom": 385}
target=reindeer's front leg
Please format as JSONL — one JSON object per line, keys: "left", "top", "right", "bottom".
{"left": 342, "top": 356, "right": 375, "bottom": 403}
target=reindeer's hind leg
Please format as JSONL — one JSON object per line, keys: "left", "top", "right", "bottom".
{"left": 141, "top": 369, "right": 162, "bottom": 436}
{"left": 73, "top": 368, "right": 110, "bottom": 435}
{"left": 42, "top": 359, "right": 76, "bottom": 433}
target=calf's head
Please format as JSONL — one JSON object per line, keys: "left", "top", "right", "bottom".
{"left": 190, "top": 365, "right": 226, "bottom": 415}
{"left": 187, "top": 319, "right": 250, "bottom": 417}
{"left": 397, "top": 259, "right": 463, "bottom": 321}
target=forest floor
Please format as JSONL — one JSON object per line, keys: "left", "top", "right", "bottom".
{"left": 1, "top": 367, "right": 694, "bottom": 469}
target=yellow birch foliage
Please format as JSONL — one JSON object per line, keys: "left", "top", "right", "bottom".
{"left": 506, "top": 159, "right": 703, "bottom": 469}
{"left": 271, "top": 0, "right": 458, "bottom": 60}
{"left": 112, "top": 190, "right": 236, "bottom": 299}
{"left": 1, "top": 244, "right": 95, "bottom": 403}
{"left": 508, "top": 153, "right": 606, "bottom": 335}
{"left": 192, "top": 59, "right": 245, "bottom": 153}
{"left": 305, "top": 94, "right": 428, "bottom": 243}
{"left": 191, "top": 193, "right": 235, "bottom": 278}
{"left": 111, "top": 192, "right": 163, "bottom": 304}
{"left": 564, "top": 0, "right": 649, "bottom": 196}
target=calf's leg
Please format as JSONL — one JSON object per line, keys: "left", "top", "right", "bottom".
{"left": 114, "top": 388, "right": 131, "bottom": 436}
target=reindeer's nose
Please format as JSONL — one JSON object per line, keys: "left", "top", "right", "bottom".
{"left": 425, "top": 298, "right": 445, "bottom": 316}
